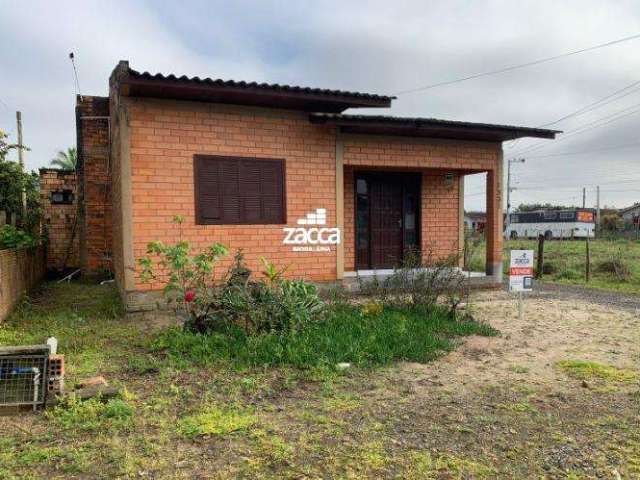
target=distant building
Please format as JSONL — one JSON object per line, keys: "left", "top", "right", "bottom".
{"left": 619, "top": 203, "right": 640, "bottom": 224}
{"left": 464, "top": 211, "right": 486, "bottom": 232}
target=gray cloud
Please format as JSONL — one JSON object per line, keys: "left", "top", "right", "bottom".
{"left": 1, "top": 0, "right": 639, "bottom": 210}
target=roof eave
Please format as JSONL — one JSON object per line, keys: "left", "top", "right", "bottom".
{"left": 309, "top": 115, "right": 560, "bottom": 141}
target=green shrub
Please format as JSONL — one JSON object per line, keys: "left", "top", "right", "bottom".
{"left": 0, "top": 225, "right": 40, "bottom": 249}
{"left": 595, "top": 250, "right": 631, "bottom": 281}
{"left": 556, "top": 269, "right": 581, "bottom": 281}
{"left": 358, "top": 248, "right": 469, "bottom": 317}
{"left": 46, "top": 396, "right": 134, "bottom": 432}
{"left": 152, "top": 303, "right": 497, "bottom": 369}
{"left": 139, "top": 221, "right": 324, "bottom": 335}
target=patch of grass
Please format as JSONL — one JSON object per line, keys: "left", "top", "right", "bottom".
{"left": 47, "top": 396, "right": 135, "bottom": 433}
{"left": 178, "top": 406, "right": 256, "bottom": 438}
{"left": 557, "top": 360, "right": 637, "bottom": 383}
{"left": 469, "top": 238, "right": 640, "bottom": 294}
{"left": 496, "top": 401, "right": 538, "bottom": 414}
{"left": 510, "top": 365, "right": 530, "bottom": 374}
{"left": 408, "top": 451, "right": 496, "bottom": 479}
{"left": 153, "top": 304, "right": 498, "bottom": 369}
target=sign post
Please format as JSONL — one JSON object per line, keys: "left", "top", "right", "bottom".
{"left": 509, "top": 250, "right": 534, "bottom": 320}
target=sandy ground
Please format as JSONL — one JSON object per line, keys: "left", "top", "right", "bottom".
{"left": 399, "top": 290, "right": 640, "bottom": 392}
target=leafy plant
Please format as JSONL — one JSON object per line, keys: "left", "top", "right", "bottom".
{"left": 50, "top": 147, "right": 77, "bottom": 170}
{"left": 260, "top": 256, "right": 288, "bottom": 286}
{"left": 138, "top": 215, "right": 229, "bottom": 325}
{"left": 0, "top": 224, "right": 40, "bottom": 249}
{"left": 359, "top": 248, "right": 469, "bottom": 318}
{"left": 0, "top": 130, "right": 41, "bottom": 232}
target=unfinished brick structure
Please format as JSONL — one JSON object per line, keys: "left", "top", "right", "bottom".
{"left": 76, "top": 96, "right": 112, "bottom": 275}
{"left": 77, "top": 61, "right": 557, "bottom": 310}
{"left": 39, "top": 169, "right": 79, "bottom": 271}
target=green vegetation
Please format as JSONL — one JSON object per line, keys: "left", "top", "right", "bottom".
{"left": 557, "top": 360, "right": 638, "bottom": 383}
{"left": 49, "top": 147, "right": 77, "bottom": 170}
{"left": 1, "top": 281, "right": 637, "bottom": 478}
{"left": 153, "top": 303, "right": 497, "bottom": 370}
{"left": 468, "top": 238, "right": 640, "bottom": 293}
{"left": 178, "top": 406, "right": 256, "bottom": 438}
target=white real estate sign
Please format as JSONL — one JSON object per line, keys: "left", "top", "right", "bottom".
{"left": 509, "top": 250, "right": 534, "bottom": 292}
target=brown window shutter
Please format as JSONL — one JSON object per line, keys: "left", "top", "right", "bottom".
{"left": 194, "top": 155, "right": 285, "bottom": 225}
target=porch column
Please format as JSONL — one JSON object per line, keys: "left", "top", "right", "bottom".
{"left": 335, "top": 134, "right": 345, "bottom": 280}
{"left": 485, "top": 152, "right": 503, "bottom": 281}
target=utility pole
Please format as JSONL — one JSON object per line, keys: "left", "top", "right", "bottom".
{"left": 582, "top": 187, "right": 586, "bottom": 209}
{"left": 505, "top": 158, "right": 525, "bottom": 239}
{"left": 596, "top": 185, "right": 600, "bottom": 236}
{"left": 16, "top": 111, "right": 27, "bottom": 213}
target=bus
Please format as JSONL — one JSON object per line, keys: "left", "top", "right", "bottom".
{"left": 505, "top": 209, "right": 595, "bottom": 240}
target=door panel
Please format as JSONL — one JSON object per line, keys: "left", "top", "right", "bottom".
{"left": 355, "top": 172, "right": 421, "bottom": 270}
{"left": 370, "top": 181, "right": 403, "bottom": 268}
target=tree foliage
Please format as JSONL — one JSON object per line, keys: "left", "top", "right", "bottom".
{"left": 50, "top": 147, "right": 77, "bottom": 170}
{"left": 515, "top": 203, "right": 578, "bottom": 212}
{"left": 0, "top": 129, "right": 41, "bottom": 233}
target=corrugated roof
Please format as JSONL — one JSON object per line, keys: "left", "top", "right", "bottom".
{"left": 110, "top": 61, "right": 393, "bottom": 112}
{"left": 126, "top": 67, "right": 395, "bottom": 103}
{"left": 309, "top": 113, "right": 560, "bottom": 141}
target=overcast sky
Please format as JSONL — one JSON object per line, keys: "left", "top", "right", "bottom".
{"left": 1, "top": 0, "right": 639, "bottom": 211}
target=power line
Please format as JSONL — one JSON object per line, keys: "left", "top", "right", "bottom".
{"left": 394, "top": 32, "right": 640, "bottom": 95}
{"left": 506, "top": 79, "right": 640, "bottom": 150}
{"left": 538, "top": 80, "right": 640, "bottom": 127}
{"left": 523, "top": 142, "right": 640, "bottom": 159}
{"left": 511, "top": 103, "right": 640, "bottom": 155}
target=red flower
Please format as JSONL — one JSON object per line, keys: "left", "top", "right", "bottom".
{"left": 184, "top": 290, "right": 196, "bottom": 303}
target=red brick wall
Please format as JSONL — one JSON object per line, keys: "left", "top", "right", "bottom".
{"left": 342, "top": 135, "right": 500, "bottom": 270}
{"left": 0, "top": 246, "right": 46, "bottom": 322}
{"left": 39, "top": 169, "right": 79, "bottom": 270}
{"left": 126, "top": 99, "right": 338, "bottom": 291}
{"left": 76, "top": 96, "right": 113, "bottom": 275}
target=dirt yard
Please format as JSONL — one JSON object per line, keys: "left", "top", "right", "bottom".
{"left": 1, "top": 284, "right": 639, "bottom": 479}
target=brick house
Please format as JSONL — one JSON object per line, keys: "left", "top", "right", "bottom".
{"left": 76, "top": 61, "right": 557, "bottom": 310}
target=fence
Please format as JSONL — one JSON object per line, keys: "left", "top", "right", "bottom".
{"left": 0, "top": 245, "right": 46, "bottom": 322}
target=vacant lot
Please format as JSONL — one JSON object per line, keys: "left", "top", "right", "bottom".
{"left": 468, "top": 238, "right": 640, "bottom": 293}
{"left": 1, "top": 282, "right": 639, "bottom": 479}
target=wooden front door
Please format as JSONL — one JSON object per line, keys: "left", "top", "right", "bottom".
{"left": 355, "top": 172, "right": 421, "bottom": 270}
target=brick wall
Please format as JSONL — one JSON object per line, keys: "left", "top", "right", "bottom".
{"left": 126, "top": 99, "right": 338, "bottom": 291}
{"left": 0, "top": 246, "right": 46, "bottom": 322}
{"left": 39, "top": 169, "right": 79, "bottom": 270}
{"left": 342, "top": 135, "right": 501, "bottom": 270}
{"left": 76, "top": 96, "right": 113, "bottom": 275}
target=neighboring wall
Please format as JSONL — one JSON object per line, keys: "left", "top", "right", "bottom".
{"left": 76, "top": 96, "right": 113, "bottom": 276}
{"left": 39, "top": 169, "right": 79, "bottom": 271}
{"left": 342, "top": 135, "right": 501, "bottom": 271}
{"left": 125, "top": 99, "right": 338, "bottom": 294}
{"left": 0, "top": 246, "right": 46, "bottom": 321}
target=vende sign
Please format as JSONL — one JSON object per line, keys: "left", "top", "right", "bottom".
{"left": 509, "top": 250, "right": 534, "bottom": 292}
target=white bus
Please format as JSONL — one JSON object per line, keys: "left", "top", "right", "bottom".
{"left": 506, "top": 209, "right": 595, "bottom": 240}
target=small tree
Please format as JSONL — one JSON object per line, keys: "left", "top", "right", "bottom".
{"left": 138, "top": 216, "right": 228, "bottom": 324}
{"left": 50, "top": 147, "right": 77, "bottom": 170}
{"left": 0, "top": 130, "right": 40, "bottom": 233}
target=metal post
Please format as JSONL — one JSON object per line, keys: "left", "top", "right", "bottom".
{"left": 582, "top": 187, "right": 586, "bottom": 209}
{"left": 518, "top": 291, "right": 523, "bottom": 321}
{"left": 505, "top": 158, "right": 525, "bottom": 239}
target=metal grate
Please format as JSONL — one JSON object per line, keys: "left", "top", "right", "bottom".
{"left": 0, "top": 346, "right": 49, "bottom": 410}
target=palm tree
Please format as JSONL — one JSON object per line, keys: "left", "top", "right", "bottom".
{"left": 50, "top": 147, "right": 77, "bottom": 170}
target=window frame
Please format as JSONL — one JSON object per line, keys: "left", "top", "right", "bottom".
{"left": 193, "top": 154, "right": 287, "bottom": 226}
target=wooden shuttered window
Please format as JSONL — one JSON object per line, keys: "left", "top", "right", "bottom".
{"left": 194, "top": 155, "right": 286, "bottom": 225}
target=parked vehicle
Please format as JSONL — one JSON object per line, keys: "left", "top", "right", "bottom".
{"left": 506, "top": 209, "right": 595, "bottom": 239}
